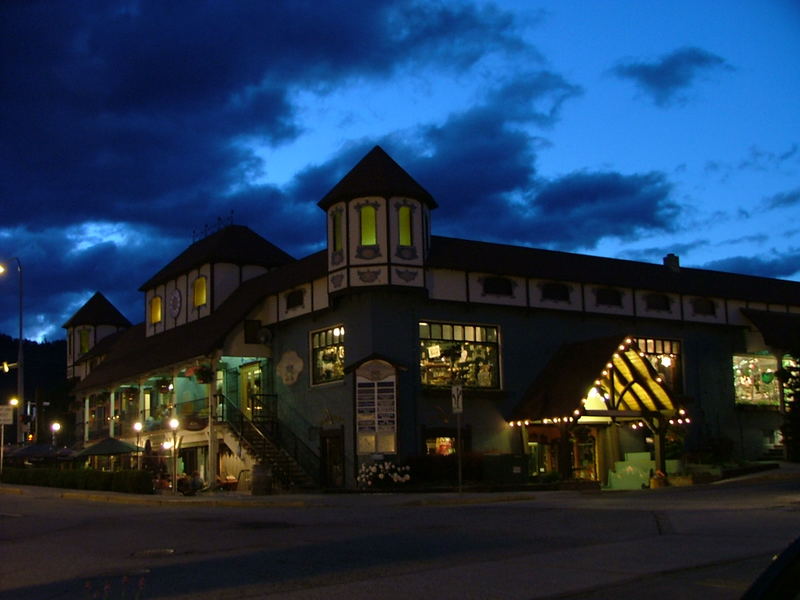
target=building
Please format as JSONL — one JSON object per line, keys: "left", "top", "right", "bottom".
{"left": 65, "top": 146, "right": 800, "bottom": 490}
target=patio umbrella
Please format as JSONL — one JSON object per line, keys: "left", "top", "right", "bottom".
{"left": 75, "top": 437, "right": 141, "bottom": 457}
{"left": 11, "top": 443, "right": 59, "bottom": 458}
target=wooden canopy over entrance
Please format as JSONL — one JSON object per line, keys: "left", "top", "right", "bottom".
{"left": 510, "top": 336, "right": 686, "bottom": 475}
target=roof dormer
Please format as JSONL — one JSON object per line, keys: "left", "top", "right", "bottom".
{"left": 138, "top": 224, "right": 293, "bottom": 337}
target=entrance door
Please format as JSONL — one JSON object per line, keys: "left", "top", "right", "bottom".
{"left": 320, "top": 428, "right": 344, "bottom": 488}
{"left": 240, "top": 363, "right": 262, "bottom": 420}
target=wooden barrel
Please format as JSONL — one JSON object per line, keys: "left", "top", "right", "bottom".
{"left": 251, "top": 463, "right": 272, "bottom": 495}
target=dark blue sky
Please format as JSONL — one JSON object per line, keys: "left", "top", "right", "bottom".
{"left": 1, "top": 0, "right": 799, "bottom": 342}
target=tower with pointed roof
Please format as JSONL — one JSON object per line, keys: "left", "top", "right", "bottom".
{"left": 63, "top": 291, "right": 132, "bottom": 380}
{"left": 318, "top": 146, "right": 437, "bottom": 294}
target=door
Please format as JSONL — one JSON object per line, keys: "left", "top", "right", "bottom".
{"left": 240, "top": 362, "right": 262, "bottom": 420}
{"left": 320, "top": 428, "right": 344, "bottom": 488}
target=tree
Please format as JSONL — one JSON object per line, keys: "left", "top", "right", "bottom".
{"left": 780, "top": 356, "right": 800, "bottom": 462}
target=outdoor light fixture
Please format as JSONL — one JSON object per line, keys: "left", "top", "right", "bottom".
{"left": 50, "top": 422, "right": 61, "bottom": 446}
{"left": 133, "top": 421, "right": 143, "bottom": 469}
{"left": 169, "top": 418, "right": 179, "bottom": 494}
{"left": 0, "top": 258, "right": 23, "bottom": 443}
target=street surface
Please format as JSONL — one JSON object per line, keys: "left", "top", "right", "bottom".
{"left": 1, "top": 468, "right": 799, "bottom": 599}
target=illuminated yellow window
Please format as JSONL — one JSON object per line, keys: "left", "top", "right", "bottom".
{"left": 332, "top": 211, "right": 343, "bottom": 252}
{"left": 360, "top": 205, "right": 376, "bottom": 246}
{"left": 149, "top": 295, "right": 162, "bottom": 324}
{"left": 193, "top": 276, "right": 207, "bottom": 307}
{"left": 398, "top": 205, "right": 412, "bottom": 247}
{"left": 79, "top": 328, "right": 90, "bottom": 354}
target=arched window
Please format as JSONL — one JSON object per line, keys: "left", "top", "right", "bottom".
{"left": 539, "top": 282, "right": 571, "bottom": 303}
{"left": 595, "top": 287, "right": 623, "bottom": 307}
{"left": 644, "top": 293, "right": 671, "bottom": 312}
{"left": 398, "top": 205, "right": 412, "bottom": 247}
{"left": 482, "top": 276, "right": 514, "bottom": 296}
{"left": 193, "top": 276, "right": 207, "bottom": 308}
{"left": 360, "top": 205, "right": 377, "bottom": 246}
{"left": 149, "top": 296, "right": 163, "bottom": 324}
{"left": 692, "top": 298, "right": 716, "bottom": 316}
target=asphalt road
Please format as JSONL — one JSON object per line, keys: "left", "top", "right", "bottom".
{"left": 1, "top": 470, "right": 799, "bottom": 599}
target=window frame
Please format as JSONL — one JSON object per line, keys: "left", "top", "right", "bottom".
{"left": 193, "top": 276, "right": 208, "bottom": 308}
{"left": 419, "top": 320, "right": 501, "bottom": 390}
{"left": 149, "top": 295, "right": 163, "bottom": 325}
{"left": 310, "top": 325, "right": 346, "bottom": 385}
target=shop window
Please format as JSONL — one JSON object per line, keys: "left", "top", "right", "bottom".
{"left": 482, "top": 276, "right": 514, "bottom": 296}
{"left": 632, "top": 337, "right": 683, "bottom": 393}
{"left": 79, "top": 328, "right": 91, "bottom": 355}
{"left": 426, "top": 436, "right": 456, "bottom": 455}
{"left": 311, "top": 326, "right": 345, "bottom": 384}
{"left": 419, "top": 321, "right": 500, "bottom": 389}
{"left": 733, "top": 353, "right": 793, "bottom": 407}
{"left": 360, "top": 205, "right": 377, "bottom": 246}
{"left": 644, "top": 293, "right": 671, "bottom": 312}
{"left": 595, "top": 287, "right": 623, "bottom": 307}
{"left": 285, "top": 289, "right": 304, "bottom": 310}
{"left": 193, "top": 276, "right": 207, "bottom": 308}
{"left": 539, "top": 282, "right": 571, "bottom": 303}
{"left": 149, "top": 295, "right": 163, "bottom": 325}
{"left": 398, "top": 205, "right": 413, "bottom": 247}
{"left": 691, "top": 297, "right": 716, "bottom": 316}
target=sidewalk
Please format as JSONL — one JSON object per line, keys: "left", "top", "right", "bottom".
{"left": 1, "top": 460, "right": 796, "bottom": 509}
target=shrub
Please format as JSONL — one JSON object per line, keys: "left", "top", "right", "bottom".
{"left": 0, "top": 467, "right": 154, "bottom": 494}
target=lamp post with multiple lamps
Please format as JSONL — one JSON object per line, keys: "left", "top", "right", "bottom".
{"left": 0, "top": 259, "right": 23, "bottom": 443}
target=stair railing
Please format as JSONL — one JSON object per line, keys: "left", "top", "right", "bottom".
{"left": 215, "top": 393, "right": 320, "bottom": 487}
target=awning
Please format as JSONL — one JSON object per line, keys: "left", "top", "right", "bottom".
{"left": 509, "top": 336, "right": 681, "bottom": 425}
{"left": 741, "top": 308, "right": 800, "bottom": 354}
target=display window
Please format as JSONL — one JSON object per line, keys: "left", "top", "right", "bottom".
{"left": 419, "top": 321, "right": 499, "bottom": 388}
{"left": 733, "top": 353, "right": 793, "bottom": 407}
{"left": 425, "top": 436, "right": 456, "bottom": 455}
{"left": 633, "top": 337, "right": 683, "bottom": 393}
{"left": 311, "top": 326, "right": 345, "bottom": 384}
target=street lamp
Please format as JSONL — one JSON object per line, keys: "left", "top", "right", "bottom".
{"left": 133, "top": 421, "right": 143, "bottom": 469}
{"left": 50, "top": 422, "right": 61, "bottom": 446}
{"left": 168, "top": 417, "right": 179, "bottom": 494}
{"left": 0, "top": 259, "right": 23, "bottom": 444}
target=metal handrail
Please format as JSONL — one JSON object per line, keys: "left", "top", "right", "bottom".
{"left": 216, "top": 394, "right": 320, "bottom": 487}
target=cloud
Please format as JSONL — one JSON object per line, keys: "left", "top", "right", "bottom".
{"left": 764, "top": 187, "right": 800, "bottom": 210}
{"left": 701, "top": 250, "right": 800, "bottom": 280}
{"left": 611, "top": 47, "right": 732, "bottom": 106}
{"left": 0, "top": 0, "right": 542, "bottom": 339}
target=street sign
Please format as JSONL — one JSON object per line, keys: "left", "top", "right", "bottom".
{"left": 451, "top": 384, "right": 463, "bottom": 414}
{"left": 0, "top": 405, "right": 12, "bottom": 425}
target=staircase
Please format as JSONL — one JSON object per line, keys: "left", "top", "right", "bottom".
{"left": 219, "top": 396, "right": 318, "bottom": 490}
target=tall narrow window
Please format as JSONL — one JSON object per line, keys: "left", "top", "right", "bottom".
{"left": 360, "top": 205, "right": 377, "bottom": 246}
{"left": 193, "top": 276, "right": 207, "bottom": 308}
{"left": 149, "top": 296, "right": 163, "bottom": 324}
{"left": 332, "top": 211, "right": 343, "bottom": 252}
{"left": 79, "top": 328, "right": 90, "bottom": 355}
{"left": 398, "top": 205, "right": 412, "bottom": 247}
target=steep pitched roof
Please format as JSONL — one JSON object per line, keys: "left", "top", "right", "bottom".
{"left": 317, "top": 146, "right": 437, "bottom": 210}
{"left": 139, "top": 225, "right": 294, "bottom": 290}
{"left": 62, "top": 292, "right": 131, "bottom": 329}
{"left": 75, "top": 251, "right": 327, "bottom": 392}
{"left": 510, "top": 336, "right": 677, "bottom": 422}
{"left": 428, "top": 236, "right": 800, "bottom": 306}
